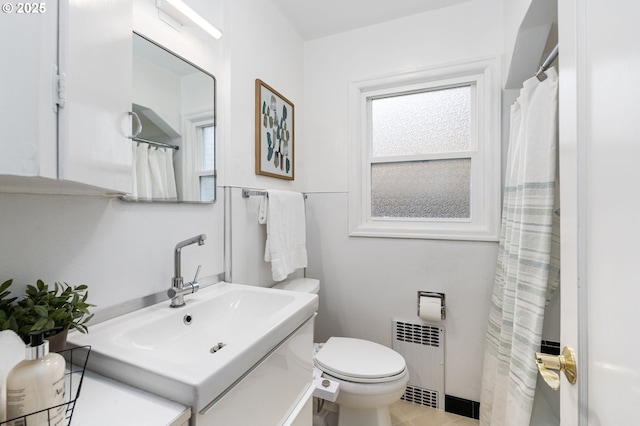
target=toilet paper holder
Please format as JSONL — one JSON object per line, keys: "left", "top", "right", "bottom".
{"left": 417, "top": 291, "right": 446, "bottom": 320}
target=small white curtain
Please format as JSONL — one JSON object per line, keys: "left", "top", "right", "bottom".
{"left": 163, "top": 148, "right": 177, "bottom": 200}
{"left": 132, "top": 143, "right": 177, "bottom": 200}
{"left": 479, "top": 68, "right": 560, "bottom": 426}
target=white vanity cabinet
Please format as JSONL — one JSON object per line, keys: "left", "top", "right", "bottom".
{"left": 0, "top": 0, "right": 132, "bottom": 195}
{"left": 196, "top": 318, "right": 314, "bottom": 426}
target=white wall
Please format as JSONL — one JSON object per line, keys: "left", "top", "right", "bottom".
{"left": 0, "top": 193, "right": 224, "bottom": 311}
{"left": 133, "top": 55, "right": 182, "bottom": 131}
{"left": 503, "top": 0, "right": 557, "bottom": 89}
{"left": 133, "top": 0, "right": 223, "bottom": 76}
{"left": 181, "top": 73, "right": 215, "bottom": 115}
{"left": 223, "top": 0, "right": 305, "bottom": 191}
{"left": 303, "top": 0, "right": 503, "bottom": 194}
{"left": 503, "top": 0, "right": 533, "bottom": 86}
{"left": 302, "top": 0, "right": 503, "bottom": 402}
{"left": 222, "top": 0, "right": 306, "bottom": 285}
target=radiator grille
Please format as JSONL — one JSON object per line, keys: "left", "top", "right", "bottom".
{"left": 395, "top": 321, "right": 441, "bottom": 347}
{"left": 401, "top": 385, "right": 439, "bottom": 408}
{"left": 392, "top": 318, "right": 445, "bottom": 410}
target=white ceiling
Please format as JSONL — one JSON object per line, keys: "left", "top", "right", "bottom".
{"left": 270, "top": 0, "right": 475, "bottom": 41}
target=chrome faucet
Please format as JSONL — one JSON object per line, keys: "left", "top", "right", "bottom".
{"left": 167, "top": 234, "right": 206, "bottom": 307}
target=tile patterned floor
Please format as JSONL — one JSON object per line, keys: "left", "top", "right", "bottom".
{"left": 390, "top": 401, "right": 479, "bottom": 426}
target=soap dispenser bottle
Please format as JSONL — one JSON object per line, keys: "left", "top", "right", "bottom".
{"left": 5, "top": 330, "right": 66, "bottom": 426}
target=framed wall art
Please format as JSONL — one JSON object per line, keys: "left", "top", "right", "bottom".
{"left": 255, "top": 79, "right": 295, "bottom": 180}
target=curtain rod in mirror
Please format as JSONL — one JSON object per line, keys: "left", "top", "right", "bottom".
{"left": 132, "top": 136, "right": 179, "bottom": 151}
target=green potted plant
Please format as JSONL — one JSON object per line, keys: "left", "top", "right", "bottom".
{"left": 0, "top": 279, "right": 94, "bottom": 351}
{"left": 0, "top": 279, "right": 18, "bottom": 331}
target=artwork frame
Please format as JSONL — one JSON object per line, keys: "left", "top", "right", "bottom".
{"left": 255, "top": 79, "right": 295, "bottom": 180}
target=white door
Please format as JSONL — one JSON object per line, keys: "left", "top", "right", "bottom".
{"left": 558, "top": 0, "right": 640, "bottom": 424}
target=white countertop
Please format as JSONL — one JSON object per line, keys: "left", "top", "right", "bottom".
{"left": 71, "top": 370, "right": 191, "bottom": 426}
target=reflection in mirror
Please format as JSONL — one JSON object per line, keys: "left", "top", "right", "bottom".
{"left": 123, "top": 32, "right": 216, "bottom": 204}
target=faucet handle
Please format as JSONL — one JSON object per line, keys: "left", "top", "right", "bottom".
{"left": 192, "top": 265, "right": 202, "bottom": 284}
{"left": 186, "top": 265, "right": 201, "bottom": 294}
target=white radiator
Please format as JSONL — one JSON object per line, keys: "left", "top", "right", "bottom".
{"left": 392, "top": 318, "right": 445, "bottom": 409}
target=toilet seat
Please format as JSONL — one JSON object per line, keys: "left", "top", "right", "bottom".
{"left": 314, "top": 337, "right": 406, "bottom": 384}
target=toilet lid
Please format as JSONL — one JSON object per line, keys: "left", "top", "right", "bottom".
{"left": 314, "top": 337, "right": 406, "bottom": 383}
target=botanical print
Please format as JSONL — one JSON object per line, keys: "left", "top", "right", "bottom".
{"left": 255, "top": 80, "right": 294, "bottom": 180}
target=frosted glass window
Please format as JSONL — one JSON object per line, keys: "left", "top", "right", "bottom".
{"left": 371, "top": 160, "right": 471, "bottom": 219}
{"left": 197, "top": 124, "right": 215, "bottom": 202}
{"left": 200, "top": 175, "right": 215, "bottom": 202}
{"left": 371, "top": 86, "right": 471, "bottom": 157}
{"left": 201, "top": 125, "right": 215, "bottom": 170}
{"left": 348, "top": 60, "right": 500, "bottom": 240}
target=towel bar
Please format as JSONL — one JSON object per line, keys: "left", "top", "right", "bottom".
{"left": 241, "top": 188, "right": 307, "bottom": 199}
{"left": 242, "top": 189, "right": 267, "bottom": 198}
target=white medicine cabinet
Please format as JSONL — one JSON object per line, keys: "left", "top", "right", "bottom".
{"left": 0, "top": 0, "right": 133, "bottom": 195}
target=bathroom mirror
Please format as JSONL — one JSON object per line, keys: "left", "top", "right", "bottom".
{"left": 123, "top": 32, "right": 216, "bottom": 204}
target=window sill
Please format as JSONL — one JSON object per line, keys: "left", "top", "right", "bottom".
{"left": 349, "top": 220, "right": 500, "bottom": 242}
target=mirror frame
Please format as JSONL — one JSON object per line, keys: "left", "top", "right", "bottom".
{"left": 121, "top": 31, "right": 218, "bottom": 205}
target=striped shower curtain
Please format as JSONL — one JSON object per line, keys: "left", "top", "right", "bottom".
{"left": 479, "top": 67, "right": 560, "bottom": 426}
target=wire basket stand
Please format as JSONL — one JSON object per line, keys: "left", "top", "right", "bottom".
{"left": 2, "top": 345, "right": 91, "bottom": 426}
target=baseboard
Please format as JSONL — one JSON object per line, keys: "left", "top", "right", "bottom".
{"left": 445, "top": 395, "right": 480, "bottom": 420}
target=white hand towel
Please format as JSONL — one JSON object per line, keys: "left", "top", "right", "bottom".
{"left": 262, "top": 190, "right": 307, "bottom": 281}
{"left": 259, "top": 196, "right": 268, "bottom": 225}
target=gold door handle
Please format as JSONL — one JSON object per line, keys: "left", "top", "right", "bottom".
{"left": 535, "top": 346, "right": 577, "bottom": 390}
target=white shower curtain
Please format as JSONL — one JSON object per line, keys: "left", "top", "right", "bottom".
{"left": 132, "top": 143, "right": 177, "bottom": 201}
{"left": 480, "top": 67, "right": 560, "bottom": 426}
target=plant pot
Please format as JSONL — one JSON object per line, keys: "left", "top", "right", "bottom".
{"left": 46, "top": 329, "right": 68, "bottom": 353}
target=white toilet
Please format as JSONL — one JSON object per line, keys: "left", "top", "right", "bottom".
{"left": 272, "top": 278, "right": 409, "bottom": 426}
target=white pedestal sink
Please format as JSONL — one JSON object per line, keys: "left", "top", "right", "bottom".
{"left": 68, "top": 282, "right": 318, "bottom": 423}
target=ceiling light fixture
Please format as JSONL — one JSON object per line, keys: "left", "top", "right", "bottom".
{"left": 156, "top": 0, "right": 222, "bottom": 39}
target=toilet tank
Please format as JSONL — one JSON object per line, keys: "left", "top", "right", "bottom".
{"left": 271, "top": 278, "right": 320, "bottom": 294}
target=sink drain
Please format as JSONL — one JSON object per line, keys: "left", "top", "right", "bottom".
{"left": 210, "top": 342, "right": 226, "bottom": 353}
{"left": 183, "top": 314, "right": 193, "bottom": 325}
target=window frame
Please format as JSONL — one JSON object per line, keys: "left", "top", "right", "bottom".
{"left": 182, "top": 111, "right": 216, "bottom": 202}
{"left": 195, "top": 122, "right": 216, "bottom": 202}
{"left": 348, "top": 58, "right": 501, "bottom": 241}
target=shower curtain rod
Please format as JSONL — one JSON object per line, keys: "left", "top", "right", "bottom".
{"left": 132, "top": 136, "right": 180, "bottom": 151}
{"left": 535, "top": 44, "right": 559, "bottom": 81}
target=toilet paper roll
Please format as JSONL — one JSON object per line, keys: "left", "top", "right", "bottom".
{"left": 418, "top": 296, "right": 442, "bottom": 322}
